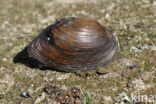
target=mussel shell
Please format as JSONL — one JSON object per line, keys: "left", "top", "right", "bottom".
{"left": 28, "top": 18, "right": 119, "bottom": 72}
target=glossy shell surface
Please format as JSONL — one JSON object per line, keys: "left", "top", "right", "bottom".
{"left": 28, "top": 18, "right": 120, "bottom": 72}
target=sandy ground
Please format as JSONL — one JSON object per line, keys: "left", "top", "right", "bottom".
{"left": 0, "top": 0, "right": 156, "bottom": 103}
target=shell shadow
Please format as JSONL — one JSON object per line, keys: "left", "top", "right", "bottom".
{"left": 13, "top": 47, "right": 59, "bottom": 71}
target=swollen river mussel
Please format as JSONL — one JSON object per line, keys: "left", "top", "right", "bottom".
{"left": 28, "top": 17, "right": 120, "bottom": 72}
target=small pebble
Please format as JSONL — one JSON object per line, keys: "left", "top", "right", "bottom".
{"left": 27, "top": 89, "right": 34, "bottom": 96}
{"left": 2, "top": 58, "right": 7, "bottom": 61}
{"left": 105, "top": 13, "right": 111, "bottom": 21}
{"left": 129, "top": 65, "right": 137, "bottom": 70}
{"left": 34, "top": 92, "right": 46, "bottom": 104}
{"left": 20, "top": 92, "right": 31, "bottom": 98}
{"left": 151, "top": 46, "right": 156, "bottom": 51}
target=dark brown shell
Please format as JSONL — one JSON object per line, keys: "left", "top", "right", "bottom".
{"left": 27, "top": 18, "right": 120, "bottom": 72}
